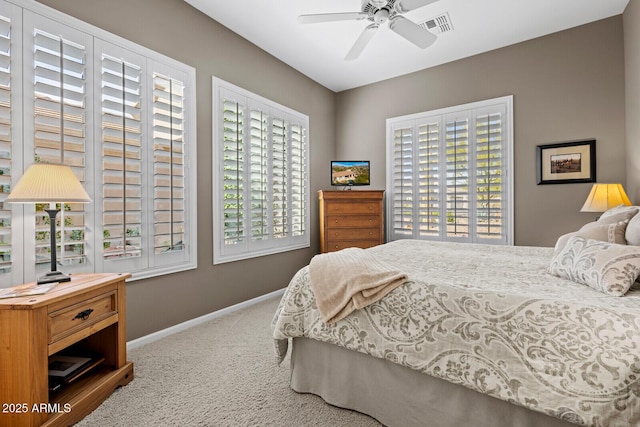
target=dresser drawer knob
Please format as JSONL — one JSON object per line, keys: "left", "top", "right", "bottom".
{"left": 74, "top": 308, "right": 94, "bottom": 321}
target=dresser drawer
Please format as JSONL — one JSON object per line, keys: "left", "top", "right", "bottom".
{"left": 326, "top": 240, "right": 380, "bottom": 252}
{"left": 325, "top": 201, "right": 380, "bottom": 215}
{"left": 326, "top": 228, "right": 380, "bottom": 240}
{"left": 327, "top": 215, "right": 380, "bottom": 228}
{"left": 49, "top": 291, "right": 118, "bottom": 344}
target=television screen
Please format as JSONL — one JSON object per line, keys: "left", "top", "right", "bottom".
{"left": 331, "top": 161, "right": 370, "bottom": 186}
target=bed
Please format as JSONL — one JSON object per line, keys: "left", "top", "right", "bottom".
{"left": 272, "top": 216, "right": 640, "bottom": 427}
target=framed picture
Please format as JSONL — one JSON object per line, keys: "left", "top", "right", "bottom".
{"left": 536, "top": 139, "right": 596, "bottom": 185}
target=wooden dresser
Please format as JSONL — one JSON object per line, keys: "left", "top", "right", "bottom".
{"left": 0, "top": 273, "right": 133, "bottom": 427}
{"left": 318, "top": 190, "right": 384, "bottom": 253}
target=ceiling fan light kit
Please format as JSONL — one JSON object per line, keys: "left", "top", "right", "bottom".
{"left": 298, "top": 0, "right": 440, "bottom": 60}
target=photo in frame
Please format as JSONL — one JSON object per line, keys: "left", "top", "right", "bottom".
{"left": 536, "top": 139, "right": 596, "bottom": 185}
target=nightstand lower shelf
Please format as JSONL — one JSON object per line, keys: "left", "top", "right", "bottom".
{"left": 46, "top": 362, "right": 133, "bottom": 426}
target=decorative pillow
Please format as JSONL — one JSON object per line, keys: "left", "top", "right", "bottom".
{"left": 599, "top": 204, "right": 639, "bottom": 221}
{"left": 588, "top": 207, "right": 638, "bottom": 227}
{"left": 553, "top": 220, "right": 628, "bottom": 256}
{"left": 626, "top": 211, "right": 640, "bottom": 246}
{"left": 549, "top": 236, "right": 640, "bottom": 296}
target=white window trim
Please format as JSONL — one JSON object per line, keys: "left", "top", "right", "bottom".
{"left": 212, "top": 77, "right": 310, "bottom": 264}
{"left": 386, "top": 95, "right": 514, "bottom": 245}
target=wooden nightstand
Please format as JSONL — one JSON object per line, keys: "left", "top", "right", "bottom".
{"left": 0, "top": 273, "right": 134, "bottom": 427}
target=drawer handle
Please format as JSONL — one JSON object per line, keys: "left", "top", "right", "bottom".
{"left": 74, "top": 308, "right": 94, "bottom": 321}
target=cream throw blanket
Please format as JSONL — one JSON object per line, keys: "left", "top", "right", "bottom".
{"left": 309, "top": 247, "right": 408, "bottom": 324}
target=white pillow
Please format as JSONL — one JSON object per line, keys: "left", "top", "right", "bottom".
{"left": 549, "top": 236, "right": 640, "bottom": 296}
{"left": 553, "top": 220, "right": 628, "bottom": 256}
{"left": 599, "top": 205, "right": 639, "bottom": 221}
{"left": 626, "top": 211, "right": 640, "bottom": 246}
{"left": 590, "top": 207, "right": 638, "bottom": 227}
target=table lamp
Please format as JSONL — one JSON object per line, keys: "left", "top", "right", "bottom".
{"left": 580, "top": 183, "right": 631, "bottom": 214}
{"left": 7, "top": 163, "right": 91, "bottom": 284}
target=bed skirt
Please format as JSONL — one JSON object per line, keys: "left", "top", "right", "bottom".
{"left": 290, "top": 337, "right": 577, "bottom": 427}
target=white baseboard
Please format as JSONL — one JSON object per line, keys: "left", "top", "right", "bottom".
{"left": 126, "top": 288, "right": 285, "bottom": 352}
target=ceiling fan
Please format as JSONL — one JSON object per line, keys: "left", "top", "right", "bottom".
{"left": 298, "top": 0, "right": 440, "bottom": 61}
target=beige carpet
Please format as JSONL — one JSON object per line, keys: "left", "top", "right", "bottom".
{"left": 75, "top": 296, "right": 382, "bottom": 426}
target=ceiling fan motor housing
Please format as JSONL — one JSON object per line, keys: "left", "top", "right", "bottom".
{"left": 374, "top": 8, "right": 390, "bottom": 24}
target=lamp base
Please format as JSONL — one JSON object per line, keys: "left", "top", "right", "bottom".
{"left": 37, "top": 270, "right": 71, "bottom": 285}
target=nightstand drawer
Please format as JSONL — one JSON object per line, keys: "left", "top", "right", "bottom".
{"left": 49, "top": 291, "right": 118, "bottom": 344}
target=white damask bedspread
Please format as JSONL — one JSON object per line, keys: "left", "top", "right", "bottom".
{"left": 271, "top": 239, "right": 640, "bottom": 427}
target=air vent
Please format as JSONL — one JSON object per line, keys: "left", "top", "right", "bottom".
{"left": 419, "top": 12, "right": 453, "bottom": 34}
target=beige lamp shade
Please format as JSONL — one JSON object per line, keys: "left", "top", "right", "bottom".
{"left": 580, "top": 183, "right": 631, "bottom": 213}
{"left": 6, "top": 163, "right": 91, "bottom": 203}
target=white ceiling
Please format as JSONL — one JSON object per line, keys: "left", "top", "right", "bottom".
{"left": 185, "top": 0, "right": 629, "bottom": 92}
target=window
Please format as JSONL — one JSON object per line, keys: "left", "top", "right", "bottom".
{"left": 212, "top": 78, "right": 309, "bottom": 264}
{"left": 0, "top": 0, "right": 197, "bottom": 288}
{"left": 386, "top": 96, "right": 513, "bottom": 245}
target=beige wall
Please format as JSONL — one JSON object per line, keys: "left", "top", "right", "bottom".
{"left": 336, "top": 16, "right": 626, "bottom": 247}
{"left": 625, "top": 0, "right": 640, "bottom": 202}
{"left": 37, "top": 0, "right": 336, "bottom": 340}
{"left": 36, "top": 0, "right": 629, "bottom": 338}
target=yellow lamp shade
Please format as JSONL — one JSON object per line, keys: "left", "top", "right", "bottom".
{"left": 580, "top": 183, "right": 631, "bottom": 213}
{"left": 6, "top": 163, "right": 91, "bottom": 204}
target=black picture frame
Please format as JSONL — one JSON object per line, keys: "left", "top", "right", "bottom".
{"left": 536, "top": 139, "right": 596, "bottom": 185}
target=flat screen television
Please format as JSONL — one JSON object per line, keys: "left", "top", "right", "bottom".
{"left": 331, "top": 160, "right": 370, "bottom": 186}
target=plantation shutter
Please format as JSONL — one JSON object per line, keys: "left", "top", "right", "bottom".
{"left": 271, "top": 117, "right": 287, "bottom": 239}
{"left": 151, "top": 68, "right": 189, "bottom": 264}
{"left": 24, "top": 12, "right": 93, "bottom": 276}
{"left": 417, "top": 119, "right": 440, "bottom": 237}
{"left": 391, "top": 122, "right": 414, "bottom": 237}
{"left": 213, "top": 78, "right": 310, "bottom": 264}
{"left": 290, "top": 123, "right": 306, "bottom": 237}
{"left": 249, "top": 107, "right": 268, "bottom": 242}
{"left": 0, "top": 3, "right": 21, "bottom": 285}
{"left": 475, "top": 104, "right": 507, "bottom": 242}
{"left": 95, "top": 41, "right": 144, "bottom": 272}
{"left": 445, "top": 116, "right": 470, "bottom": 240}
{"left": 221, "top": 90, "right": 246, "bottom": 251}
{"left": 386, "top": 96, "right": 512, "bottom": 245}
{"left": 0, "top": 1, "right": 196, "bottom": 287}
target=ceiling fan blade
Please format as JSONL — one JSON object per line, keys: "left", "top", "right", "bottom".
{"left": 345, "top": 24, "right": 378, "bottom": 61}
{"left": 388, "top": 15, "right": 437, "bottom": 49}
{"left": 395, "top": 0, "right": 439, "bottom": 13}
{"left": 298, "top": 12, "right": 368, "bottom": 24}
